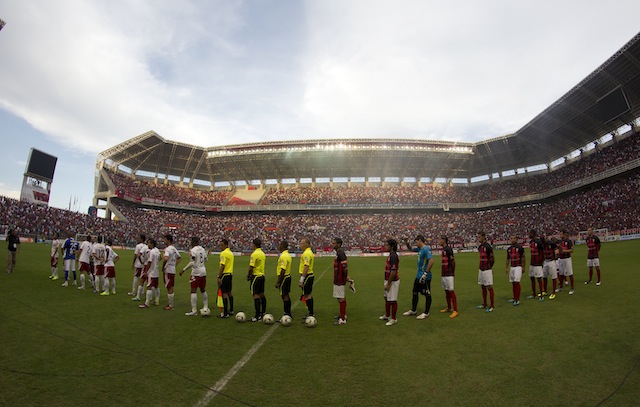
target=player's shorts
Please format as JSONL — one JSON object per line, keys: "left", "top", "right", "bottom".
{"left": 333, "top": 284, "right": 346, "bottom": 299}
{"left": 301, "top": 275, "right": 314, "bottom": 296}
{"left": 164, "top": 273, "right": 175, "bottom": 289}
{"left": 105, "top": 266, "right": 116, "bottom": 278}
{"left": 147, "top": 276, "right": 159, "bottom": 289}
{"left": 558, "top": 258, "right": 573, "bottom": 276}
{"left": 95, "top": 265, "right": 105, "bottom": 276}
{"left": 51, "top": 256, "right": 59, "bottom": 267}
{"left": 509, "top": 266, "right": 523, "bottom": 283}
{"left": 190, "top": 275, "right": 207, "bottom": 291}
{"left": 587, "top": 258, "right": 600, "bottom": 268}
{"left": 529, "top": 265, "right": 543, "bottom": 278}
{"left": 543, "top": 260, "right": 558, "bottom": 279}
{"left": 441, "top": 276, "right": 455, "bottom": 291}
{"left": 64, "top": 259, "right": 76, "bottom": 271}
{"left": 279, "top": 275, "right": 291, "bottom": 296}
{"left": 384, "top": 279, "right": 400, "bottom": 302}
{"left": 478, "top": 269, "right": 493, "bottom": 286}
{"left": 250, "top": 275, "right": 265, "bottom": 295}
{"left": 134, "top": 267, "right": 143, "bottom": 278}
{"left": 79, "top": 261, "right": 91, "bottom": 273}
{"left": 220, "top": 273, "right": 233, "bottom": 293}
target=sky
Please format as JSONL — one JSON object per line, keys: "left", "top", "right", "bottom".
{"left": 0, "top": 0, "right": 639, "bottom": 211}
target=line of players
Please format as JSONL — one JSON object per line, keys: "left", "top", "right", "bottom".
{"left": 49, "top": 234, "right": 119, "bottom": 294}
{"left": 379, "top": 227, "right": 602, "bottom": 325}
{"left": 47, "top": 227, "right": 603, "bottom": 325}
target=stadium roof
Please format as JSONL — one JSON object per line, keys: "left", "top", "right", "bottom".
{"left": 98, "top": 32, "right": 640, "bottom": 185}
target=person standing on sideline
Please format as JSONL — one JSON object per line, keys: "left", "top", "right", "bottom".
{"left": 543, "top": 236, "right": 559, "bottom": 299}
{"left": 527, "top": 229, "right": 545, "bottom": 302}
{"left": 403, "top": 235, "right": 434, "bottom": 320}
{"left": 439, "top": 236, "right": 458, "bottom": 318}
{"left": 129, "top": 234, "right": 147, "bottom": 296}
{"left": 379, "top": 238, "right": 400, "bottom": 326}
{"left": 332, "top": 237, "right": 353, "bottom": 326}
{"left": 505, "top": 235, "right": 525, "bottom": 306}
{"left": 101, "top": 239, "right": 119, "bottom": 295}
{"left": 274, "top": 240, "right": 292, "bottom": 322}
{"left": 585, "top": 228, "right": 602, "bottom": 286}
{"left": 139, "top": 238, "right": 161, "bottom": 308}
{"left": 77, "top": 235, "right": 93, "bottom": 289}
{"left": 247, "top": 238, "right": 267, "bottom": 322}
{"left": 476, "top": 231, "right": 496, "bottom": 312}
{"left": 298, "top": 237, "right": 315, "bottom": 320}
{"left": 162, "top": 235, "right": 181, "bottom": 310}
{"left": 50, "top": 233, "right": 61, "bottom": 280}
{"left": 6, "top": 229, "right": 20, "bottom": 274}
{"left": 558, "top": 230, "right": 575, "bottom": 295}
{"left": 180, "top": 237, "right": 209, "bottom": 316}
{"left": 217, "top": 238, "right": 235, "bottom": 318}
{"left": 61, "top": 234, "right": 79, "bottom": 286}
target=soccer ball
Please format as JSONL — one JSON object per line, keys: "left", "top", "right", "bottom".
{"left": 280, "top": 315, "right": 292, "bottom": 326}
{"left": 263, "top": 314, "right": 274, "bottom": 325}
{"left": 235, "top": 311, "right": 246, "bottom": 322}
{"left": 200, "top": 308, "right": 211, "bottom": 317}
{"left": 305, "top": 315, "right": 317, "bottom": 328}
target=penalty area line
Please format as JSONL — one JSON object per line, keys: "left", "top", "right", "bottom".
{"left": 193, "top": 265, "right": 331, "bottom": 407}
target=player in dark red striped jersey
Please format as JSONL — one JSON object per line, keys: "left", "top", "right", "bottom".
{"left": 542, "top": 236, "right": 559, "bottom": 299}
{"left": 380, "top": 239, "right": 400, "bottom": 326}
{"left": 476, "top": 231, "right": 495, "bottom": 312}
{"left": 585, "top": 228, "right": 602, "bottom": 286}
{"left": 557, "top": 230, "right": 575, "bottom": 295}
{"left": 528, "top": 229, "right": 545, "bottom": 301}
{"left": 332, "top": 238, "right": 353, "bottom": 325}
{"left": 505, "top": 235, "right": 525, "bottom": 306}
{"left": 439, "top": 236, "right": 458, "bottom": 318}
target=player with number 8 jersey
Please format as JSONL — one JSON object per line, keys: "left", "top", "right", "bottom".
{"left": 181, "top": 237, "right": 209, "bottom": 316}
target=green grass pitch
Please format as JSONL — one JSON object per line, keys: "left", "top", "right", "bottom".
{"left": 1, "top": 240, "right": 639, "bottom": 406}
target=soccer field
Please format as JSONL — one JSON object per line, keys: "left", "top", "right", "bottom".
{"left": 1, "top": 240, "right": 639, "bottom": 406}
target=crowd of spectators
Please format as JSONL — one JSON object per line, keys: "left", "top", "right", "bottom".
{"left": 2, "top": 170, "right": 638, "bottom": 252}
{"left": 109, "top": 170, "right": 231, "bottom": 207}
{"left": 261, "top": 132, "right": 640, "bottom": 205}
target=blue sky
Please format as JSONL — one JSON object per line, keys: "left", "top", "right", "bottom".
{"left": 1, "top": 0, "right": 639, "bottom": 211}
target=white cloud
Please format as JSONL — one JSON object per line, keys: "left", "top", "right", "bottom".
{"left": 0, "top": 0, "right": 639, "bottom": 154}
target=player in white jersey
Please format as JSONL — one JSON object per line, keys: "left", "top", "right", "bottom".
{"left": 50, "top": 233, "right": 60, "bottom": 280}
{"left": 180, "top": 236, "right": 209, "bottom": 316}
{"left": 139, "top": 238, "right": 161, "bottom": 308}
{"left": 77, "top": 236, "right": 93, "bottom": 289}
{"left": 162, "top": 235, "right": 182, "bottom": 310}
{"left": 100, "top": 239, "right": 119, "bottom": 296}
{"left": 132, "top": 238, "right": 150, "bottom": 301}
{"left": 92, "top": 236, "right": 107, "bottom": 293}
{"left": 129, "top": 234, "right": 147, "bottom": 296}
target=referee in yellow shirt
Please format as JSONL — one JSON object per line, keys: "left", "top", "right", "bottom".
{"left": 247, "top": 238, "right": 266, "bottom": 322}
{"left": 298, "top": 237, "right": 315, "bottom": 318}
{"left": 275, "top": 240, "right": 292, "bottom": 321}
{"left": 218, "top": 238, "right": 235, "bottom": 318}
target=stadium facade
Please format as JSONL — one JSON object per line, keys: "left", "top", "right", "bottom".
{"left": 94, "top": 32, "right": 640, "bottom": 221}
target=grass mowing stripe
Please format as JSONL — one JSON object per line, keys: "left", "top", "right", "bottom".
{"left": 195, "top": 263, "right": 332, "bottom": 407}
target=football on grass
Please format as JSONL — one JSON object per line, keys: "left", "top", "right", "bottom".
{"left": 235, "top": 312, "right": 246, "bottom": 322}
{"left": 305, "top": 315, "right": 317, "bottom": 328}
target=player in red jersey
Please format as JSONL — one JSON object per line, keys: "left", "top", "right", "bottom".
{"left": 505, "top": 235, "right": 525, "bottom": 306}
{"left": 332, "top": 238, "right": 353, "bottom": 325}
{"left": 379, "top": 239, "right": 400, "bottom": 326}
{"left": 542, "top": 236, "right": 559, "bottom": 299}
{"left": 557, "top": 230, "right": 575, "bottom": 295}
{"left": 584, "top": 228, "right": 602, "bottom": 286}
{"left": 439, "top": 236, "right": 458, "bottom": 318}
{"left": 476, "top": 231, "right": 495, "bottom": 312}
{"left": 528, "top": 229, "right": 545, "bottom": 301}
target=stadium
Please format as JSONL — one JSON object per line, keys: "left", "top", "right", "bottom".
{"left": 2, "top": 23, "right": 640, "bottom": 407}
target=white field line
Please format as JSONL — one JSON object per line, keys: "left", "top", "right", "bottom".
{"left": 194, "top": 265, "right": 331, "bottom": 407}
